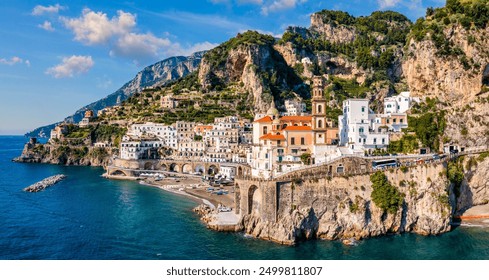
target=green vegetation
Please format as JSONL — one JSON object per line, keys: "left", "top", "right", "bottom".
{"left": 64, "top": 125, "right": 91, "bottom": 139}
{"left": 93, "top": 124, "right": 127, "bottom": 145}
{"left": 409, "top": 0, "right": 488, "bottom": 61}
{"left": 406, "top": 98, "right": 446, "bottom": 151}
{"left": 300, "top": 153, "right": 312, "bottom": 165}
{"left": 388, "top": 134, "right": 419, "bottom": 154}
{"left": 447, "top": 159, "right": 464, "bottom": 197}
{"left": 370, "top": 171, "right": 404, "bottom": 214}
{"left": 205, "top": 31, "right": 275, "bottom": 67}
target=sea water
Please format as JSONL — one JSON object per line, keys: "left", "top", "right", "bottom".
{"left": 1, "top": 136, "right": 488, "bottom": 260}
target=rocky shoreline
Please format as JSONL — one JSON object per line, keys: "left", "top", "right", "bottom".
{"left": 24, "top": 174, "right": 66, "bottom": 192}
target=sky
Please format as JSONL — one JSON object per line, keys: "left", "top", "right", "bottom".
{"left": 0, "top": 0, "right": 446, "bottom": 135}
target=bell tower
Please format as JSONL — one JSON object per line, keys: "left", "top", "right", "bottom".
{"left": 311, "top": 76, "right": 327, "bottom": 144}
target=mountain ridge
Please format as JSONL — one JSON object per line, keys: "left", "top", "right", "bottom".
{"left": 26, "top": 51, "right": 206, "bottom": 138}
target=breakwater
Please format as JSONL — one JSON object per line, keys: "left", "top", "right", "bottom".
{"left": 24, "top": 174, "right": 66, "bottom": 192}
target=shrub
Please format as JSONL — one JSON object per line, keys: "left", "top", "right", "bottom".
{"left": 370, "top": 171, "right": 403, "bottom": 214}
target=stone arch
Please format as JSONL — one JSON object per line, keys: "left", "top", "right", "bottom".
{"left": 208, "top": 164, "right": 218, "bottom": 175}
{"left": 158, "top": 163, "right": 168, "bottom": 171}
{"left": 143, "top": 162, "right": 154, "bottom": 170}
{"left": 170, "top": 163, "right": 180, "bottom": 173}
{"left": 195, "top": 164, "right": 205, "bottom": 174}
{"left": 110, "top": 169, "right": 130, "bottom": 177}
{"left": 248, "top": 185, "right": 261, "bottom": 215}
{"left": 182, "top": 163, "right": 193, "bottom": 174}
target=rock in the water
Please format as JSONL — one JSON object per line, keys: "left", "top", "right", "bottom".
{"left": 24, "top": 175, "right": 66, "bottom": 192}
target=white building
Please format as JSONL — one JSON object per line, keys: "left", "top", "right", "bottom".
{"left": 120, "top": 135, "right": 165, "bottom": 160}
{"left": 128, "top": 123, "right": 177, "bottom": 148}
{"left": 283, "top": 99, "right": 306, "bottom": 116}
{"left": 384, "top": 91, "right": 419, "bottom": 114}
{"left": 219, "top": 165, "right": 236, "bottom": 179}
{"left": 338, "top": 99, "right": 389, "bottom": 152}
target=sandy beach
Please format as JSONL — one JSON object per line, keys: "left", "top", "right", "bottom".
{"left": 142, "top": 175, "right": 235, "bottom": 209}
{"left": 459, "top": 204, "right": 489, "bottom": 227}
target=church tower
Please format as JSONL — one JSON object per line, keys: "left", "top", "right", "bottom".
{"left": 311, "top": 76, "right": 327, "bottom": 145}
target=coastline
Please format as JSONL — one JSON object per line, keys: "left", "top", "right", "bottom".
{"left": 139, "top": 180, "right": 216, "bottom": 209}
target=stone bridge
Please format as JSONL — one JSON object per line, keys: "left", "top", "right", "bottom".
{"left": 107, "top": 158, "right": 223, "bottom": 178}
{"left": 106, "top": 158, "right": 252, "bottom": 178}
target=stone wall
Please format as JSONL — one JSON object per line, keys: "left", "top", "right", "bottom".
{"left": 236, "top": 162, "right": 453, "bottom": 245}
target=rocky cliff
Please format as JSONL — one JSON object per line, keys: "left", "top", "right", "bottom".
{"left": 403, "top": 24, "right": 489, "bottom": 105}
{"left": 239, "top": 164, "right": 453, "bottom": 245}
{"left": 26, "top": 51, "right": 205, "bottom": 138}
{"left": 198, "top": 31, "right": 304, "bottom": 113}
{"left": 14, "top": 141, "right": 111, "bottom": 167}
{"left": 456, "top": 155, "right": 489, "bottom": 215}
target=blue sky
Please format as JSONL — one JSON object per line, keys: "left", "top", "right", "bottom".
{"left": 0, "top": 0, "right": 446, "bottom": 135}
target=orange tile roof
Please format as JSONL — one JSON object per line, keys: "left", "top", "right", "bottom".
{"left": 195, "top": 125, "right": 213, "bottom": 130}
{"left": 284, "top": 126, "right": 312, "bottom": 131}
{"left": 260, "top": 133, "right": 286, "bottom": 141}
{"left": 280, "top": 116, "right": 312, "bottom": 122}
{"left": 255, "top": 116, "right": 273, "bottom": 123}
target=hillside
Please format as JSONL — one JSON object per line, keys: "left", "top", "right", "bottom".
{"left": 26, "top": 51, "right": 205, "bottom": 138}
{"left": 27, "top": 1, "right": 489, "bottom": 149}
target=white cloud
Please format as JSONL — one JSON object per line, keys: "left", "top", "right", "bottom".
{"left": 110, "top": 32, "right": 173, "bottom": 61}
{"left": 38, "top": 21, "right": 55, "bottom": 31}
{"left": 261, "top": 0, "right": 307, "bottom": 15}
{"left": 238, "top": 0, "right": 263, "bottom": 4}
{"left": 32, "top": 4, "right": 65, "bottom": 16}
{"left": 46, "top": 55, "right": 94, "bottom": 78}
{"left": 0, "top": 56, "right": 30, "bottom": 66}
{"left": 377, "top": 0, "right": 401, "bottom": 9}
{"left": 62, "top": 9, "right": 136, "bottom": 45}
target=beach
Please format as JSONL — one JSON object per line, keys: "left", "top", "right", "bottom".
{"left": 141, "top": 175, "right": 235, "bottom": 209}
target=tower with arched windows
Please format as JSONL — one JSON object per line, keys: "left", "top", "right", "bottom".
{"left": 311, "top": 76, "right": 327, "bottom": 144}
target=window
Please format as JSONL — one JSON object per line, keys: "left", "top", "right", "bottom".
{"left": 318, "top": 119, "right": 322, "bottom": 128}
{"left": 373, "top": 138, "right": 377, "bottom": 143}
{"left": 400, "top": 118, "right": 403, "bottom": 123}
{"left": 301, "top": 137, "right": 305, "bottom": 145}
{"left": 361, "top": 106, "right": 365, "bottom": 112}
{"left": 291, "top": 137, "right": 295, "bottom": 145}
{"left": 387, "top": 119, "right": 390, "bottom": 124}
{"left": 263, "top": 126, "right": 268, "bottom": 135}
{"left": 318, "top": 104, "right": 322, "bottom": 113}
{"left": 359, "top": 138, "right": 361, "bottom": 142}
{"left": 265, "top": 153, "right": 268, "bottom": 159}
{"left": 382, "top": 138, "right": 385, "bottom": 144}
{"left": 277, "top": 140, "right": 281, "bottom": 145}
{"left": 359, "top": 127, "right": 364, "bottom": 133}
{"left": 393, "top": 119, "right": 397, "bottom": 123}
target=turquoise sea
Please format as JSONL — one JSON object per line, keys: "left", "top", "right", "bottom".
{"left": 1, "top": 136, "right": 488, "bottom": 260}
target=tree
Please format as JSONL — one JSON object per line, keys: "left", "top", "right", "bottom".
{"left": 300, "top": 153, "right": 311, "bottom": 165}
{"left": 370, "top": 171, "right": 403, "bottom": 214}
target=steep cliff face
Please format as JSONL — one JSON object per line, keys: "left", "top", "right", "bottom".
{"left": 241, "top": 164, "right": 452, "bottom": 245}
{"left": 198, "top": 31, "right": 304, "bottom": 113}
{"left": 456, "top": 156, "right": 489, "bottom": 215}
{"left": 403, "top": 25, "right": 489, "bottom": 105}
{"left": 26, "top": 51, "right": 205, "bottom": 138}
{"left": 310, "top": 13, "right": 357, "bottom": 44}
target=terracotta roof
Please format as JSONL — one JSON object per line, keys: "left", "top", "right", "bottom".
{"left": 255, "top": 116, "right": 273, "bottom": 123}
{"left": 284, "top": 126, "right": 312, "bottom": 131}
{"left": 280, "top": 116, "right": 312, "bottom": 122}
{"left": 260, "top": 133, "right": 286, "bottom": 141}
{"left": 195, "top": 125, "right": 213, "bottom": 129}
